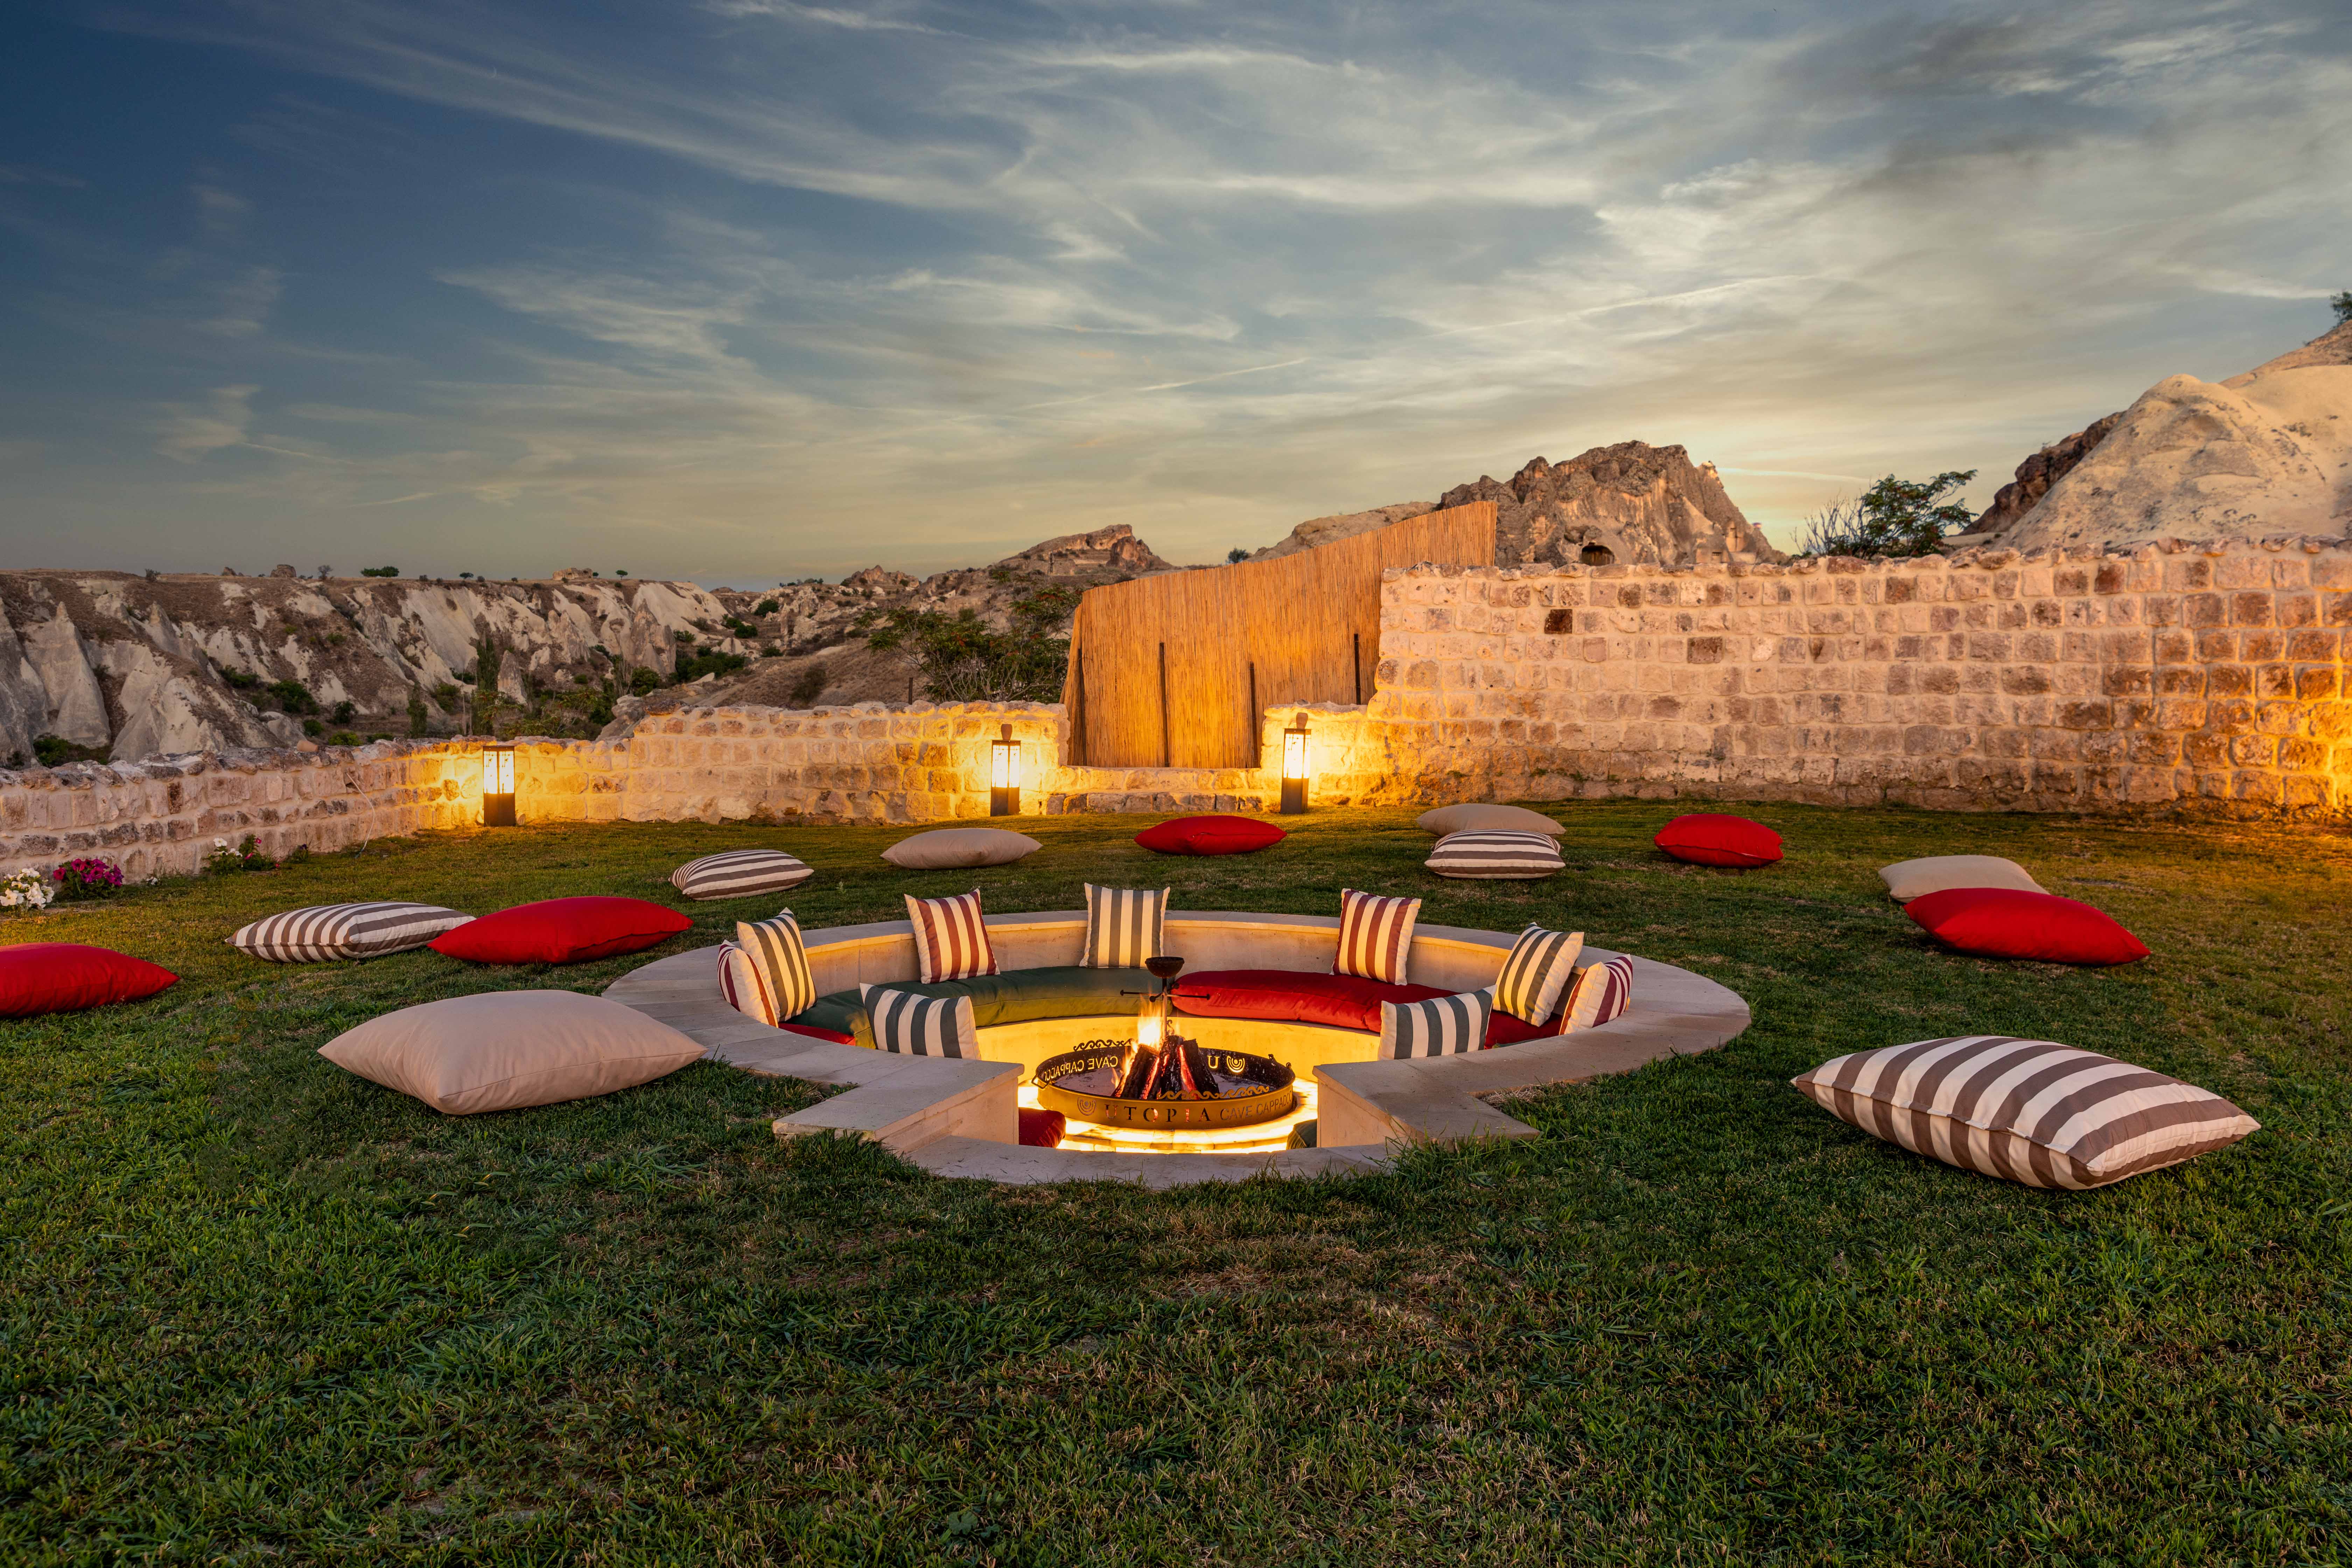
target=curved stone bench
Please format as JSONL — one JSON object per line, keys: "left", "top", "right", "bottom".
{"left": 603, "top": 909, "right": 1750, "bottom": 1188}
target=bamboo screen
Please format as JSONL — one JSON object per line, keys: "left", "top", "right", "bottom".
{"left": 1063, "top": 500, "right": 1496, "bottom": 769}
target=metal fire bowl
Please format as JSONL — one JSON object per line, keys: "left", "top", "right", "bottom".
{"left": 1032, "top": 1041, "right": 1297, "bottom": 1130}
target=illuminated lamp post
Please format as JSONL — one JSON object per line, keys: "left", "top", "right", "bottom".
{"left": 1279, "top": 712, "right": 1311, "bottom": 814}
{"left": 481, "top": 741, "right": 517, "bottom": 827}
{"left": 989, "top": 724, "right": 1021, "bottom": 817}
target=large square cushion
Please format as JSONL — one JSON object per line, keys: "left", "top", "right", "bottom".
{"left": 429, "top": 896, "right": 692, "bottom": 965}
{"left": 1173, "top": 969, "right": 1553, "bottom": 1048}
{"left": 0, "top": 943, "right": 178, "bottom": 1017}
{"left": 320, "top": 990, "right": 706, "bottom": 1115}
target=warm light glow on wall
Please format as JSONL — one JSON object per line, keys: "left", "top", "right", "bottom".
{"left": 989, "top": 724, "right": 1021, "bottom": 816}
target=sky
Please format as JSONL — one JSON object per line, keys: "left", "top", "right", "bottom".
{"left": 2, "top": 0, "right": 2347, "bottom": 585}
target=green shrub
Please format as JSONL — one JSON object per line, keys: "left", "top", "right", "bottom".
{"left": 1797, "top": 470, "right": 1978, "bottom": 558}
{"left": 359, "top": 566, "right": 399, "bottom": 578}
{"left": 31, "top": 734, "right": 106, "bottom": 767}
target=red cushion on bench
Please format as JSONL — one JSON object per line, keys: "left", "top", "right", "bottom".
{"left": 1175, "top": 968, "right": 1551, "bottom": 1046}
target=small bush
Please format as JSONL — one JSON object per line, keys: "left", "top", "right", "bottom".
{"left": 360, "top": 566, "right": 399, "bottom": 578}
{"left": 788, "top": 663, "right": 828, "bottom": 707}
{"left": 32, "top": 734, "right": 106, "bottom": 767}
{"left": 52, "top": 857, "right": 124, "bottom": 900}
{"left": 755, "top": 598, "right": 780, "bottom": 616}
{"left": 629, "top": 667, "right": 663, "bottom": 696}
{"left": 331, "top": 700, "right": 356, "bottom": 723}
{"left": 221, "top": 668, "right": 260, "bottom": 690}
{"left": 329, "top": 731, "right": 359, "bottom": 747}
{"left": 675, "top": 649, "right": 749, "bottom": 685}
{"left": 205, "top": 834, "right": 273, "bottom": 875}
{"left": 263, "top": 679, "right": 318, "bottom": 715}
{"left": 1226, "top": 547, "right": 1251, "bottom": 564}
{"left": 302, "top": 718, "right": 323, "bottom": 737}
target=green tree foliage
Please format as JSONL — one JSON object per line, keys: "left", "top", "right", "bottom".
{"left": 754, "top": 597, "right": 780, "bottom": 616}
{"left": 629, "top": 666, "right": 663, "bottom": 696}
{"left": 860, "top": 583, "right": 1079, "bottom": 702}
{"left": 788, "top": 663, "right": 828, "bottom": 707}
{"left": 1226, "top": 547, "right": 1251, "bottom": 564}
{"left": 360, "top": 566, "right": 399, "bottom": 577}
{"left": 2332, "top": 290, "right": 2352, "bottom": 326}
{"left": 407, "top": 687, "right": 429, "bottom": 737}
{"left": 1798, "top": 470, "right": 1979, "bottom": 558}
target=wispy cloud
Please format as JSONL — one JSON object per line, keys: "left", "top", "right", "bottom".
{"left": 20, "top": 0, "right": 2352, "bottom": 575}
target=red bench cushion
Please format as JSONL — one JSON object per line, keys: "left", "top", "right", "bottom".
{"left": 1173, "top": 969, "right": 1552, "bottom": 1047}
{"left": 1134, "top": 816, "right": 1286, "bottom": 856}
{"left": 1904, "top": 887, "right": 2149, "bottom": 965}
{"left": 1655, "top": 812, "right": 1783, "bottom": 867}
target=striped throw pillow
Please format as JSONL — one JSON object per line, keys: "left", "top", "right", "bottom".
{"left": 735, "top": 913, "right": 817, "bottom": 1022}
{"left": 1424, "top": 830, "right": 1565, "bottom": 880}
{"left": 904, "top": 889, "right": 999, "bottom": 983}
{"left": 1081, "top": 884, "right": 1168, "bottom": 969}
{"left": 1335, "top": 889, "right": 1420, "bottom": 984}
{"left": 716, "top": 941, "right": 776, "bottom": 1026}
{"left": 1493, "top": 925, "right": 1584, "bottom": 1025}
{"left": 671, "top": 849, "right": 814, "bottom": 901}
{"left": 860, "top": 983, "right": 978, "bottom": 1058}
{"left": 1793, "top": 1036, "right": 2261, "bottom": 1190}
{"left": 1560, "top": 955, "right": 1634, "bottom": 1031}
{"left": 227, "top": 902, "right": 473, "bottom": 962}
{"left": 1379, "top": 988, "right": 1492, "bottom": 1059}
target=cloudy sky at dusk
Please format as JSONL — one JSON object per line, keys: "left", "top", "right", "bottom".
{"left": 3, "top": 0, "right": 2346, "bottom": 584}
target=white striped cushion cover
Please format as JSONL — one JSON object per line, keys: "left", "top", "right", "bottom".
{"left": 859, "top": 983, "right": 977, "bottom": 1058}
{"left": 716, "top": 942, "right": 776, "bottom": 1026}
{"left": 1560, "top": 955, "right": 1634, "bottom": 1031}
{"left": 904, "top": 889, "right": 998, "bottom": 983}
{"left": 1424, "top": 830, "right": 1564, "bottom": 880}
{"left": 1082, "top": 884, "right": 1168, "bottom": 969}
{"left": 671, "top": 849, "right": 814, "bottom": 901}
{"left": 735, "top": 913, "right": 817, "bottom": 1023}
{"left": 1493, "top": 926, "right": 1584, "bottom": 1024}
{"left": 1379, "top": 988, "right": 1492, "bottom": 1059}
{"left": 1334, "top": 889, "right": 1420, "bottom": 984}
{"left": 227, "top": 902, "right": 473, "bottom": 962}
{"left": 1793, "top": 1035, "right": 2260, "bottom": 1190}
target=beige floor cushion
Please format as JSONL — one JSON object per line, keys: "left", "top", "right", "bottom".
{"left": 1879, "top": 855, "right": 2046, "bottom": 902}
{"left": 881, "top": 826, "right": 1041, "bottom": 868}
{"left": 1415, "top": 803, "right": 1565, "bottom": 837}
{"left": 319, "top": 989, "right": 705, "bottom": 1115}
{"left": 1793, "top": 1035, "right": 2259, "bottom": 1189}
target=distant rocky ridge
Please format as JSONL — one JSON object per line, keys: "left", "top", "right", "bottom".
{"left": 1970, "top": 322, "right": 2352, "bottom": 552}
{"left": 1247, "top": 441, "right": 1779, "bottom": 568}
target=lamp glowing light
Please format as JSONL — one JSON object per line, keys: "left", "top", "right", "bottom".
{"left": 481, "top": 742, "right": 516, "bottom": 827}
{"left": 989, "top": 724, "right": 1021, "bottom": 816}
{"left": 1279, "top": 713, "right": 1310, "bottom": 814}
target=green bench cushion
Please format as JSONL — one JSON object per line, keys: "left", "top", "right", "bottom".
{"left": 791, "top": 965, "right": 1151, "bottom": 1049}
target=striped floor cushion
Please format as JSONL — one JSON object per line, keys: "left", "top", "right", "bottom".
{"left": 670, "top": 849, "right": 814, "bottom": 901}
{"left": 1793, "top": 1035, "right": 2260, "bottom": 1190}
{"left": 1424, "top": 830, "right": 1565, "bottom": 880}
{"left": 228, "top": 902, "right": 473, "bottom": 962}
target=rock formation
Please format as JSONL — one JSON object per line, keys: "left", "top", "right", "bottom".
{"left": 1974, "top": 321, "right": 2352, "bottom": 552}
{"left": 1248, "top": 442, "right": 1778, "bottom": 568}
{"left": 1969, "top": 412, "right": 2125, "bottom": 537}
{"left": 0, "top": 572, "right": 744, "bottom": 765}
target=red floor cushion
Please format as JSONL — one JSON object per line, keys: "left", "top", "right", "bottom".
{"left": 428, "top": 896, "right": 692, "bottom": 965}
{"left": 1174, "top": 968, "right": 1549, "bottom": 1046}
{"left": 1019, "top": 1107, "right": 1068, "bottom": 1148}
{"left": 1134, "top": 816, "right": 1286, "bottom": 856}
{"left": 1904, "top": 887, "right": 2149, "bottom": 966}
{"left": 1655, "top": 813, "right": 1783, "bottom": 867}
{"left": 0, "top": 943, "right": 178, "bottom": 1017}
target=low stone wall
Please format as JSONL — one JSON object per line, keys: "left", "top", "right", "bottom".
{"left": 1329, "top": 534, "right": 2352, "bottom": 817}
{"left": 4, "top": 534, "right": 2344, "bottom": 881}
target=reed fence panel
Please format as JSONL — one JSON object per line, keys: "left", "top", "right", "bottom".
{"left": 1063, "top": 501, "right": 1496, "bottom": 768}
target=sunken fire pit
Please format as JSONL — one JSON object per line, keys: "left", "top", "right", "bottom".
{"left": 1030, "top": 954, "right": 1298, "bottom": 1133}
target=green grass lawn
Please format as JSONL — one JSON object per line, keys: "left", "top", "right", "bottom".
{"left": 4, "top": 803, "right": 2349, "bottom": 1565}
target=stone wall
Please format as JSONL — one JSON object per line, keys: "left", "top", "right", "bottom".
{"left": 1319, "top": 534, "right": 2352, "bottom": 817}
{"left": 4, "top": 533, "right": 2345, "bottom": 882}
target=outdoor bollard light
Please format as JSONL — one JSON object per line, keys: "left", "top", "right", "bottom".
{"left": 481, "top": 741, "right": 517, "bottom": 827}
{"left": 1280, "top": 712, "right": 1311, "bottom": 814}
{"left": 989, "top": 724, "right": 1021, "bottom": 816}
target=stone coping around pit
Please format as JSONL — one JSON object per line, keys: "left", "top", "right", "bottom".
{"left": 601, "top": 910, "right": 1751, "bottom": 1188}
